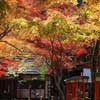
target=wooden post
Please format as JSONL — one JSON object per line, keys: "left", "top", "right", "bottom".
{"left": 91, "top": 39, "right": 100, "bottom": 100}
{"left": 51, "top": 96, "right": 54, "bottom": 100}
{"left": 28, "top": 85, "right": 31, "bottom": 100}
{"left": 40, "top": 96, "right": 43, "bottom": 100}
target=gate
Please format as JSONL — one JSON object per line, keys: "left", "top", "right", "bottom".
{"left": 95, "top": 73, "right": 100, "bottom": 100}
{"left": 65, "top": 76, "right": 88, "bottom": 100}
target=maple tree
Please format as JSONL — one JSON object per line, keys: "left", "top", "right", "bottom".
{"left": 0, "top": 0, "right": 100, "bottom": 99}
{"left": 25, "top": 12, "right": 96, "bottom": 99}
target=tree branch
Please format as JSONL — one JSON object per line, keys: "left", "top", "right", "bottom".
{"left": 0, "top": 26, "right": 12, "bottom": 40}
{"left": 0, "top": 40, "right": 22, "bottom": 52}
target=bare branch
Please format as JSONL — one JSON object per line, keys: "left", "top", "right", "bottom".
{"left": 0, "top": 40, "right": 22, "bottom": 52}
{"left": 0, "top": 26, "right": 12, "bottom": 40}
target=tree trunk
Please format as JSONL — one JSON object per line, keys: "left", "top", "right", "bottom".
{"left": 54, "top": 75, "right": 65, "bottom": 100}
{"left": 91, "top": 39, "right": 99, "bottom": 100}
